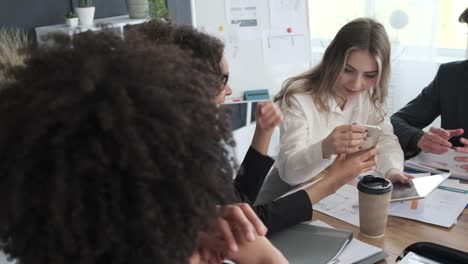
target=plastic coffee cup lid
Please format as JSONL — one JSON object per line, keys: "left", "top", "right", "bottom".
{"left": 357, "top": 175, "right": 393, "bottom": 194}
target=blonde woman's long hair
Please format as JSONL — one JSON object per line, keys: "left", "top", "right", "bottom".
{"left": 275, "top": 18, "right": 391, "bottom": 121}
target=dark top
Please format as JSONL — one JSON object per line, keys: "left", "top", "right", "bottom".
{"left": 391, "top": 60, "right": 468, "bottom": 158}
{"left": 234, "top": 147, "right": 313, "bottom": 235}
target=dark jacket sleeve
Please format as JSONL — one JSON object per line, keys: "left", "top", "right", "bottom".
{"left": 391, "top": 66, "right": 442, "bottom": 158}
{"left": 234, "top": 147, "right": 275, "bottom": 204}
{"left": 255, "top": 190, "right": 313, "bottom": 235}
{"left": 233, "top": 147, "right": 313, "bottom": 234}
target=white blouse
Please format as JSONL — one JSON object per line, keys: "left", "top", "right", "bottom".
{"left": 277, "top": 92, "right": 404, "bottom": 185}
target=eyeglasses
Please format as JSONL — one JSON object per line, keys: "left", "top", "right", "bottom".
{"left": 221, "top": 73, "right": 230, "bottom": 87}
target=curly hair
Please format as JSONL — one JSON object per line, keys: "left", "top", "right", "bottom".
{"left": 0, "top": 31, "right": 236, "bottom": 264}
{"left": 127, "top": 20, "right": 225, "bottom": 97}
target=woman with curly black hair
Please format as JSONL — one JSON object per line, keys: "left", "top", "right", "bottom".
{"left": 0, "top": 31, "right": 237, "bottom": 264}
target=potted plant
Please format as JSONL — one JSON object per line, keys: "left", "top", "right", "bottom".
{"left": 149, "top": 0, "right": 169, "bottom": 19}
{"left": 0, "top": 27, "right": 31, "bottom": 85}
{"left": 76, "top": 0, "right": 95, "bottom": 28}
{"left": 65, "top": 12, "right": 78, "bottom": 28}
{"left": 127, "top": 0, "right": 149, "bottom": 19}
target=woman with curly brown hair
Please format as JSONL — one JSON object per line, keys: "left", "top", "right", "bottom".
{"left": 0, "top": 31, "right": 241, "bottom": 264}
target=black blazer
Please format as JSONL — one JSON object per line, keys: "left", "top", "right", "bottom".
{"left": 391, "top": 60, "right": 468, "bottom": 158}
{"left": 234, "top": 147, "right": 312, "bottom": 235}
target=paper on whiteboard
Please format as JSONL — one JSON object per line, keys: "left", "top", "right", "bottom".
{"left": 225, "top": 0, "right": 259, "bottom": 40}
{"left": 269, "top": 0, "right": 308, "bottom": 36}
{"left": 199, "top": 24, "right": 241, "bottom": 65}
{"left": 262, "top": 31, "right": 310, "bottom": 64}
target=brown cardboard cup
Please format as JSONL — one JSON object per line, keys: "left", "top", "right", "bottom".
{"left": 357, "top": 175, "right": 393, "bottom": 238}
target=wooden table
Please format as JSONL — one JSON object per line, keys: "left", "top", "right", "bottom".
{"left": 312, "top": 208, "right": 468, "bottom": 262}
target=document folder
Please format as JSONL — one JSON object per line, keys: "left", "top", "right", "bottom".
{"left": 268, "top": 224, "right": 353, "bottom": 264}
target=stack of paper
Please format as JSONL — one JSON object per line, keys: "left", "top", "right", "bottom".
{"left": 406, "top": 149, "right": 468, "bottom": 180}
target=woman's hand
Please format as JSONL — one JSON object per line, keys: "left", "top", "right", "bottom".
{"left": 255, "top": 101, "right": 283, "bottom": 133}
{"left": 322, "top": 124, "right": 368, "bottom": 159}
{"left": 385, "top": 168, "right": 414, "bottom": 184}
{"left": 326, "top": 147, "right": 377, "bottom": 192}
{"left": 197, "top": 203, "right": 268, "bottom": 263}
{"left": 306, "top": 148, "right": 377, "bottom": 204}
{"left": 251, "top": 101, "right": 283, "bottom": 155}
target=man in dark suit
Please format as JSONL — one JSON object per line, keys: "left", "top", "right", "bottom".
{"left": 391, "top": 60, "right": 468, "bottom": 172}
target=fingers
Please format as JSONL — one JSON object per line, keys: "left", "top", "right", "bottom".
{"left": 235, "top": 203, "right": 268, "bottom": 236}
{"left": 454, "top": 156, "right": 468, "bottom": 162}
{"left": 332, "top": 131, "right": 367, "bottom": 152}
{"left": 359, "top": 158, "right": 376, "bottom": 173}
{"left": 336, "top": 124, "right": 367, "bottom": 133}
{"left": 256, "top": 101, "right": 283, "bottom": 130}
{"left": 385, "top": 170, "right": 410, "bottom": 184}
{"left": 429, "top": 127, "right": 450, "bottom": 139}
{"left": 397, "top": 174, "right": 410, "bottom": 184}
{"left": 455, "top": 138, "right": 468, "bottom": 154}
{"left": 418, "top": 132, "right": 451, "bottom": 154}
{"left": 357, "top": 147, "right": 377, "bottom": 161}
{"left": 420, "top": 142, "right": 449, "bottom": 154}
{"left": 198, "top": 232, "right": 225, "bottom": 262}
{"left": 220, "top": 205, "right": 255, "bottom": 242}
{"left": 337, "top": 131, "right": 367, "bottom": 141}
{"left": 220, "top": 203, "right": 267, "bottom": 240}
{"left": 217, "top": 217, "right": 238, "bottom": 252}
{"left": 427, "top": 132, "right": 452, "bottom": 147}
{"left": 448, "top": 128, "right": 464, "bottom": 138}
{"left": 460, "top": 137, "right": 468, "bottom": 146}
{"left": 336, "top": 154, "right": 347, "bottom": 160}
{"left": 258, "top": 109, "right": 283, "bottom": 129}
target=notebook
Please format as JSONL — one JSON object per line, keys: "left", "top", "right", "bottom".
{"left": 268, "top": 223, "right": 353, "bottom": 264}
{"left": 310, "top": 220, "right": 386, "bottom": 264}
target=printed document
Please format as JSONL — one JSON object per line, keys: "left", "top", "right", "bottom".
{"left": 406, "top": 149, "right": 468, "bottom": 180}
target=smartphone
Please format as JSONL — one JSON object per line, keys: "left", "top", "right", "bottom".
{"left": 360, "top": 125, "right": 381, "bottom": 150}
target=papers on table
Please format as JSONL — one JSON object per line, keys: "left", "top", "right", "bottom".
{"left": 299, "top": 174, "right": 467, "bottom": 228}
{"left": 314, "top": 185, "right": 360, "bottom": 227}
{"left": 389, "top": 179, "right": 468, "bottom": 227}
{"left": 310, "top": 220, "right": 385, "bottom": 264}
{"left": 405, "top": 149, "right": 468, "bottom": 180}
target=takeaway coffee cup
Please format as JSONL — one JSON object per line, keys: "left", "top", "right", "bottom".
{"left": 357, "top": 175, "right": 393, "bottom": 238}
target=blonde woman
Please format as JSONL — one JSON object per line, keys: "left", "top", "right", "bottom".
{"left": 275, "top": 18, "right": 410, "bottom": 189}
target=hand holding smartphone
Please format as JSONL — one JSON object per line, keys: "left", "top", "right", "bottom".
{"left": 360, "top": 124, "right": 381, "bottom": 150}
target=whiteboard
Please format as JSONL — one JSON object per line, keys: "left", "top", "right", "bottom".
{"left": 192, "top": 0, "right": 312, "bottom": 99}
